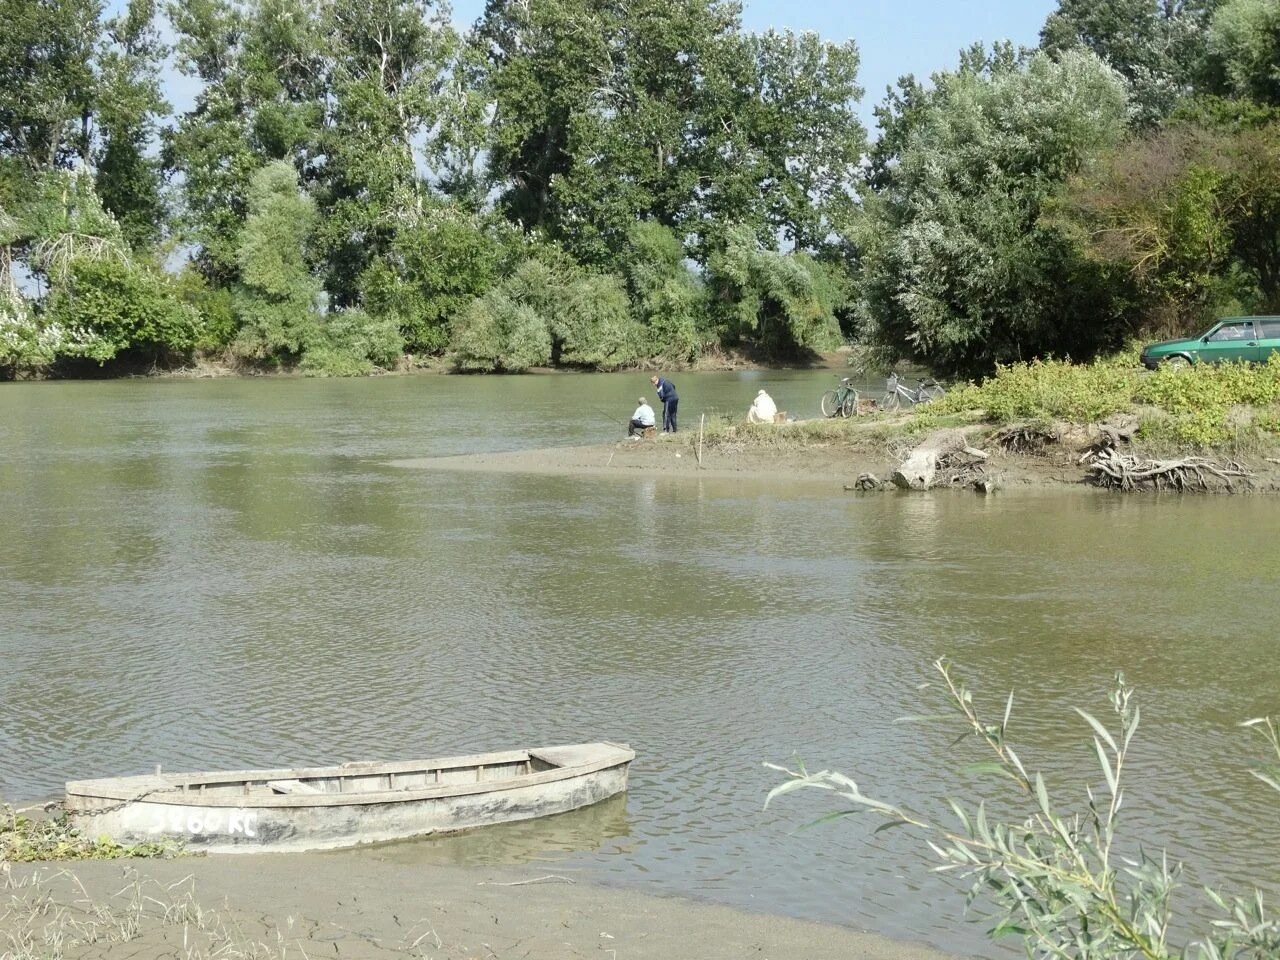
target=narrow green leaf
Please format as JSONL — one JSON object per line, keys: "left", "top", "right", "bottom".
{"left": 1076, "top": 708, "right": 1118, "bottom": 753}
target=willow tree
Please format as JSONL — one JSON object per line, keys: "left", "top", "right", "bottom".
{"left": 855, "top": 47, "right": 1131, "bottom": 377}
{"left": 232, "top": 160, "right": 322, "bottom": 363}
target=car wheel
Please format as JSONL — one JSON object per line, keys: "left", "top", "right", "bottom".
{"left": 1162, "top": 355, "right": 1191, "bottom": 371}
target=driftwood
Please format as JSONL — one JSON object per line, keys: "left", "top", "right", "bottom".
{"left": 846, "top": 473, "right": 885, "bottom": 491}
{"left": 892, "top": 431, "right": 990, "bottom": 490}
{"left": 1084, "top": 448, "right": 1254, "bottom": 492}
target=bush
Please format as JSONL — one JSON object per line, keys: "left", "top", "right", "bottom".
{"left": 42, "top": 258, "right": 198, "bottom": 364}
{"left": 927, "top": 352, "right": 1280, "bottom": 447}
{"left": 449, "top": 256, "right": 643, "bottom": 372}
{"left": 299, "top": 309, "right": 404, "bottom": 377}
{"left": 767, "top": 660, "right": 1280, "bottom": 959}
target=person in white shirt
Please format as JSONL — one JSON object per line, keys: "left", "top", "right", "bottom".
{"left": 629, "top": 397, "right": 656, "bottom": 437}
{"left": 747, "top": 389, "right": 778, "bottom": 424}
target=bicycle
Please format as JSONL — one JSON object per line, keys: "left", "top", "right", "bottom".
{"left": 880, "top": 372, "right": 944, "bottom": 411}
{"left": 820, "top": 377, "right": 860, "bottom": 418}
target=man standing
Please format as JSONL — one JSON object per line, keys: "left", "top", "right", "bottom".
{"left": 651, "top": 375, "right": 678, "bottom": 433}
{"left": 629, "top": 397, "right": 656, "bottom": 437}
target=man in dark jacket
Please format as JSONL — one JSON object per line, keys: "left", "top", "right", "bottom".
{"left": 650, "top": 375, "right": 678, "bottom": 433}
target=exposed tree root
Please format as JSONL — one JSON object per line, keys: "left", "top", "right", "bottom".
{"left": 1083, "top": 448, "right": 1254, "bottom": 492}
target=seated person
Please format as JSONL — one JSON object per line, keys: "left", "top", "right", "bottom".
{"left": 747, "top": 389, "right": 778, "bottom": 424}
{"left": 629, "top": 397, "right": 656, "bottom": 436}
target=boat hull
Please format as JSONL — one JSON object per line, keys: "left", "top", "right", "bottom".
{"left": 65, "top": 743, "right": 633, "bottom": 854}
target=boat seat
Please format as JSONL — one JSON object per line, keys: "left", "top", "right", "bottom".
{"left": 266, "top": 779, "right": 323, "bottom": 795}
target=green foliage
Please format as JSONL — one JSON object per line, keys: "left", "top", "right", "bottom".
{"left": 232, "top": 160, "right": 322, "bottom": 363}
{"left": 0, "top": 0, "right": 100, "bottom": 171}
{"left": 1209, "top": 0, "right": 1280, "bottom": 104}
{"left": 1040, "top": 0, "right": 1223, "bottom": 125}
{"left": 709, "top": 225, "right": 844, "bottom": 360}
{"left": 358, "top": 207, "right": 510, "bottom": 354}
{"left": 95, "top": 0, "right": 168, "bottom": 251}
{"left": 934, "top": 357, "right": 1141, "bottom": 423}
{"left": 300, "top": 308, "right": 404, "bottom": 376}
{"left": 622, "top": 221, "right": 708, "bottom": 363}
{"left": 930, "top": 351, "right": 1280, "bottom": 447}
{"left": 450, "top": 255, "right": 642, "bottom": 371}
{"left": 855, "top": 47, "right": 1131, "bottom": 378}
{"left": 1060, "top": 123, "right": 1280, "bottom": 332}
{"left": 1, "top": 805, "right": 175, "bottom": 861}
{"left": 767, "top": 660, "right": 1280, "bottom": 959}
{"left": 44, "top": 258, "right": 198, "bottom": 363}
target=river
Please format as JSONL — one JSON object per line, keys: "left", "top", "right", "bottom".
{"left": 2, "top": 370, "right": 1278, "bottom": 955}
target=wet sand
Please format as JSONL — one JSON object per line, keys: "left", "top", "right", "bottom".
{"left": 8, "top": 855, "right": 968, "bottom": 959}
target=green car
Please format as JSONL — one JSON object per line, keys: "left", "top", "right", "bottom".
{"left": 1140, "top": 316, "right": 1280, "bottom": 370}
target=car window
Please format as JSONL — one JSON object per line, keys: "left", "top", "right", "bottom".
{"left": 1259, "top": 319, "right": 1280, "bottom": 339}
{"left": 1208, "top": 322, "right": 1254, "bottom": 342}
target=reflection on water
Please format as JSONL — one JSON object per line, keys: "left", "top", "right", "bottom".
{"left": 2, "top": 373, "right": 1279, "bottom": 957}
{"left": 345, "top": 793, "right": 632, "bottom": 867}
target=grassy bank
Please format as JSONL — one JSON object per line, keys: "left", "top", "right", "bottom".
{"left": 922, "top": 351, "right": 1280, "bottom": 451}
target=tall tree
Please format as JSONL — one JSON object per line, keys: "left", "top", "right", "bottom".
{"left": 233, "top": 159, "right": 322, "bottom": 362}
{"left": 0, "top": 0, "right": 101, "bottom": 174}
{"left": 318, "top": 0, "right": 455, "bottom": 312}
{"left": 165, "top": 0, "right": 254, "bottom": 281}
{"left": 1041, "top": 0, "right": 1223, "bottom": 124}
{"left": 1208, "top": 0, "right": 1280, "bottom": 104}
{"left": 95, "top": 0, "right": 168, "bottom": 251}
{"left": 855, "top": 47, "right": 1131, "bottom": 376}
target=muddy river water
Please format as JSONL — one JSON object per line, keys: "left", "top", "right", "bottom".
{"left": 2, "top": 371, "right": 1278, "bottom": 954}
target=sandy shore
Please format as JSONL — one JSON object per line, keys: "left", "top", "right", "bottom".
{"left": 390, "top": 423, "right": 1280, "bottom": 493}
{"left": 5, "top": 854, "right": 965, "bottom": 960}
{"left": 388, "top": 431, "right": 1080, "bottom": 490}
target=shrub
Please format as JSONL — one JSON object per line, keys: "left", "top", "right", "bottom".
{"left": 42, "top": 258, "right": 198, "bottom": 364}
{"left": 300, "top": 309, "right": 404, "bottom": 377}
{"left": 767, "top": 660, "right": 1280, "bottom": 959}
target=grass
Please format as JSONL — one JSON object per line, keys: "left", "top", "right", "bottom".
{"left": 1, "top": 805, "right": 177, "bottom": 862}
{"left": 924, "top": 351, "right": 1280, "bottom": 450}
{"left": 0, "top": 864, "right": 296, "bottom": 960}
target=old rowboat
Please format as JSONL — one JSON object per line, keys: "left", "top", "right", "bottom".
{"left": 65, "top": 742, "right": 634, "bottom": 853}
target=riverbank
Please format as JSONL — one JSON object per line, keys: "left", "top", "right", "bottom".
{"left": 391, "top": 415, "right": 1280, "bottom": 493}
{"left": 3, "top": 855, "right": 963, "bottom": 960}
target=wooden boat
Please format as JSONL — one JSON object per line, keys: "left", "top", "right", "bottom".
{"left": 65, "top": 742, "right": 634, "bottom": 854}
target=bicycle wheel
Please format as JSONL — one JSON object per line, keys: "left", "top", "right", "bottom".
{"left": 840, "top": 390, "right": 858, "bottom": 418}
{"left": 918, "top": 384, "right": 944, "bottom": 404}
{"left": 820, "top": 390, "right": 840, "bottom": 418}
{"left": 881, "top": 391, "right": 900, "bottom": 412}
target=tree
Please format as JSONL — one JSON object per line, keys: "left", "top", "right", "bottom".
{"left": 855, "top": 47, "right": 1131, "bottom": 377}
{"left": 450, "top": 254, "right": 641, "bottom": 371}
{"left": 688, "top": 30, "right": 865, "bottom": 257}
{"left": 232, "top": 160, "right": 322, "bottom": 363}
{"left": 1061, "top": 122, "right": 1280, "bottom": 329}
{"left": 0, "top": 0, "right": 101, "bottom": 172}
{"left": 708, "top": 225, "right": 844, "bottom": 360}
{"left": 1208, "top": 0, "right": 1280, "bottom": 104}
{"left": 621, "top": 221, "right": 707, "bottom": 362}
{"left": 164, "top": 0, "right": 256, "bottom": 281}
{"left": 318, "top": 0, "right": 456, "bottom": 310}
{"left": 1041, "top": 0, "right": 1223, "bottom": 125}
{"left": 95, "top": 0, "right": 168, "bottom": 251}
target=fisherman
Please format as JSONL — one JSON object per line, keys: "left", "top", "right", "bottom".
{"left": 650, "top": 375, "right": 678, "bottom": 433}
{"left": 629, "top": 396, "right": 656, "bottom": 437}
{"left": 747, "top": 389, "right": 778, "bottom": 424}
